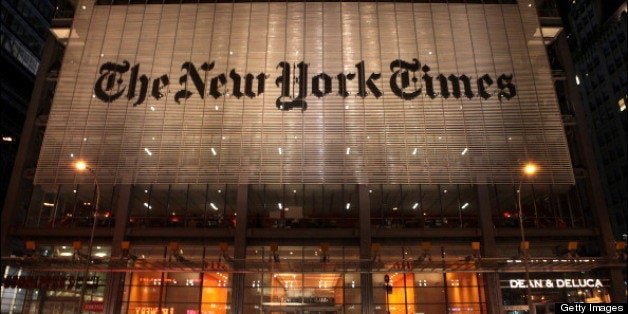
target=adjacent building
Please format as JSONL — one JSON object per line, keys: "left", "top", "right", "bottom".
{"left": 560, "top": 0, "right": 627, "bottom": 238}
{"left": 0, "top": 0, "right": 57, "bottom": 211}
{"left": 1, "top": 1, "right": 626, "bottom": 314}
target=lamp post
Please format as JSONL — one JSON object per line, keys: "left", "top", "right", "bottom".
{"left": 74, "top": 160, "right": 100, "bottom": 314}
{"left": 517, "top": 163, "right": 537, "bottom": 314}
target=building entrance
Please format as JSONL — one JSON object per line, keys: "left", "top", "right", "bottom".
{"left": 262, "top": 305, "right": 341, "bottom": 314}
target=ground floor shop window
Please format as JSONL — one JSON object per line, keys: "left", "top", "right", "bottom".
{"left": 0, "top": 266, "right": 105, "bottom": 314}
{"left": 500, "top": 273, "right": 612, "bottom": 313}
{"left": 373, "top": 272, "right": 487, "bottom": 314}
{"left": 124, "top": 272, "right": 230, "bottom": 314}
{"left": 243, "top": 272, "right": 360, "bottom": 313}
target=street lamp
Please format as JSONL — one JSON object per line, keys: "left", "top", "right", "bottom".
{"left": 73, "top": 160, "right": 100, "bottom": 314}
{"left": 517, "top": 162, "right": 537, "bottom": 314}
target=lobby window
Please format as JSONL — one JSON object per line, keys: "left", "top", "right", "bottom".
{"left": 371, "top": 184, "right": 478, "bottom": 229}
{"left": 128, "top": 184, "right": 236, "bottom": 228}
{"left": 24, "top": 184, "right": 117, "bottom": 228}
{"left": 249, "top": 184, "right": 358, "bottom": 229}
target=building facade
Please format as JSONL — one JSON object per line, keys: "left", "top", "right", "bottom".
{"left": 0, "top": 0, "right": 57, "bottom": 211}
{"left": 560, "top": 0, "right": 627, "bottom": 238}
{"left": 1, "top": 1, "right": 626, "bottom": 314}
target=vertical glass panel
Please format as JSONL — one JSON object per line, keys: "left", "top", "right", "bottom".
{"left": 165, "top": 184, "right": 188, "bottom": 227}
{"left": 446, "top": 273, "right": 485, "bottom": 312}
{"left": 127, "top": 272, "right": 163, "bottom": 313}
{"left": 373, "top": 272, "right": 415, "bottom": 314}
{"left": 201, "top": 272, "right": 230, "bottom": 313}
{"left": 148, "top": 184, "right": 170, "bottom": 227}
{"left": 344, "top": 273, "right": 361, "bottom": 304}
{"left": 54, "top": 185, "right": 77, "bottom": 227}
{"left": 74, "top": 184, "right": 96, "bottom": 227}
{"left": 459, "top": 184, "right": 478, "bottom": 228}
{"left": 186, "top": 184, "right": 207, "bottom": 227}
{"left": 164, "top": 272, "right": 201, "bottom": 313}
{"left": 491, "top": 185, "right": 518, "bottom": 228}
{"left": 129, "top": 184, "right": 151, "bottom": 227}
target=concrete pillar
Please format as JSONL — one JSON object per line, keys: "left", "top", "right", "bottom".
{"left": 477, "top": 184, "right": 503, "bottom": 314}
{"left": 358, "top": 185, "right": 373, "bottom": 314}
{"left": 230, "top": 185, "right": 248, "bottom": 314}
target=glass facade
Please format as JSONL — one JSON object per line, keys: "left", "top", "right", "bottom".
{"left": 2, "top": 1, "right": 625, "bottom": 314}
{"left": 20, "top": 183, "right": 589, "bottom": 230}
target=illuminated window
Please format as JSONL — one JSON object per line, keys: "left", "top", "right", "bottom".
{"left": 618, "top": 98, "right": 626, "bottom": 112}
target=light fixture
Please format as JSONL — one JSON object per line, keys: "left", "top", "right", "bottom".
{"left": 211, "top": 148, "right": 217, "bottom": 155}
{"left": 278, "top": 203, "right": 283, "bottom": 210}
{"left": 412, "top": 202, "right": 419, "bottom": 210}
{"left": 345, "top": 202, "right": 351, "bottom": 210}
{"left": 74, "top": 160, "right": 88, "bottom": 171}
{"left": 278, "top": 147, "right": 283, "bottom": 155}
{"left": 461, "top": 147, "right": 468, "bottom": 155}
{"left": 346, "top": 147, "right": 351, "bottom": 155}
{"left": 2, "top": 136, "right": 13, "bottom": 142}
{"left": 210, "top": 203, "right": 218, "bottom": 210}
{"left": 412, "top": 148, "right": 418, "bottom": 155}
{"left": 461, "top": 202, "right": 469, "bottom": 209}
{"left": 144, "top": 148, "right": 152, "bottom": 156}
{"left": 523, "top": 163, "right": 537, "bottom": 176}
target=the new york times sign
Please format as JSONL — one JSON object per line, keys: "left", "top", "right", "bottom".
{"left": 35, "top": 2, "right": 575, "bottom": 185}
{"left": 94, "top": 59, "right": 516, "bottom": 110}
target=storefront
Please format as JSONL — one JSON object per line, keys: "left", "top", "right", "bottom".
{"left": 500, "top": 273, "right": 612, "bottom": 314}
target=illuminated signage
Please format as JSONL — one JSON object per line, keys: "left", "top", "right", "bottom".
{"left": 508, "top": 279, "right": 604, "bottom": 289}
{"left": 83, "top": 302, "right": 104, "bottom": 313}
{"left": 94, "top": 59, "right": 516, "bottom": 111}
{"left": 1, "top": 275, "right": 99, "bottom": 290}
{"left": 134, "top": 307, "right": 174, "bottom": 314}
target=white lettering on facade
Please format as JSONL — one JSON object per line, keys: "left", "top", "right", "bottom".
{"left": 507, "top": 278, "right": 604, "bottom": 289}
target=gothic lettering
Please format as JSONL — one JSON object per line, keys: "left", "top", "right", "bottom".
{"left": 477, "top": 74, "right": 493, "bottom": 100}
{"left": 151, "top": 75, "right": 169, "bottom": 100}
{"left": 93, "top": 59, "right": 518, "bottom": 111}
{"left": 390, "top": 59, "right": 421, "bottom": 100}
{"left": 127, "top": 64, "right": 149, "bottom": 106}
{"left": 337, "top": 73, "right": 355, "bottom": 97}
{"left": 422, "top": 65, "right": 437, "bottom": 99}
{"left": 174, "top": 61, "right": 212, "bottom": 104}
{"left": 94, "top": 61, "right": 130, "bottom": 102}
{"left": 497, "top": 74, "right": 516, "bottom": 100}
{"left": 356, "top": 61, "right": 382, "bottom": 98}
{"left": 312, "top": 73, "right": 332, "bottom": 98}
